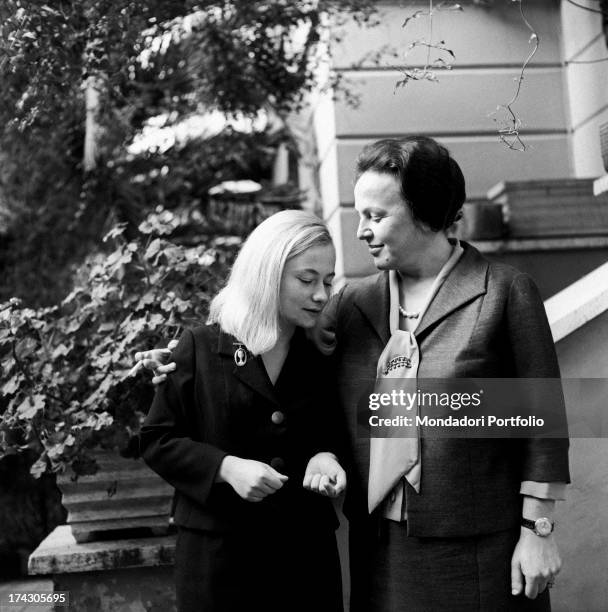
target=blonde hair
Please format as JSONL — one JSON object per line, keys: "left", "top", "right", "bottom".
{"left": 208, "top": 210, "right": 333, "bottom": 354}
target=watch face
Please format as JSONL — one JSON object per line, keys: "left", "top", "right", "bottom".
{"left": 535, "top": 518, "right": 553, "bottom": 536}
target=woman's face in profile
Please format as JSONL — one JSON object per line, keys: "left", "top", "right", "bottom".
{"left": 354, "top": 170, "right": 432, "bottom": 272}
{"left": 279, "top": 243, "right": 336, "bottom": 331}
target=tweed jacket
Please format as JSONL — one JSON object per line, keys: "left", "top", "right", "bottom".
{"left": 140, "top": 324, "right": 340, "bottom": 533}
{"left": 329, "top": 242, "right": 570, "bottom": 537}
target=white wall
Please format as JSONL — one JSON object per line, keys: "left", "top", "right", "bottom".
{"left": 560, "top": 0, "right": 608, "bottom": 177}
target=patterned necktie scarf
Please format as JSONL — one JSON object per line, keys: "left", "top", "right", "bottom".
{"left": 367, "top": 241, "right": 465, "bottom": 517}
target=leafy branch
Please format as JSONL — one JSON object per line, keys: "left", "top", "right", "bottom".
{"left": 396, "top": 0, "right": 462, "bottom": 88}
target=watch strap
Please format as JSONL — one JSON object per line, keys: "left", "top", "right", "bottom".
{"left": 521, "top": 518, "right": 536, "bottom": 531}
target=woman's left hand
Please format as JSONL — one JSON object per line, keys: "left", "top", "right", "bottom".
{"left": 510, "top": 528, "right": 562, "bottom": 599}
{"left": 303, "top": 452, "right": 347, "bottom": 498}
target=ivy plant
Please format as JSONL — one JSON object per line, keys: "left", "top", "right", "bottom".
{"left": 0, "top": 213, "right": 239, "bottom": 478}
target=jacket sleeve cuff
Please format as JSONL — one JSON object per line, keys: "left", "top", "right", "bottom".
{"left": 520, "top": 480, "right": 567, "bottom": 501}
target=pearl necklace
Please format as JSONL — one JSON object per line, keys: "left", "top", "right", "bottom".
{"left": 398, "top": 304, "right": 420, "bottom": 319}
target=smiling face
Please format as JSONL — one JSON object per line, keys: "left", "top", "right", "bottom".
{"left": 279, "top": 243, "right": 336, "bottom": 332}
{"left": 354, "top": 170, "right": 433, "bottom": 272}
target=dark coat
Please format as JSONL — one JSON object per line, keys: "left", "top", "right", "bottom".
{"left": 139, "top": 324, "right": 343, "bottom": 612}
{"left": 327, "top": 242, "right": 570, "bottom": 537}
{"left": 140, "top": 324, "right": 340, "bottom": 533}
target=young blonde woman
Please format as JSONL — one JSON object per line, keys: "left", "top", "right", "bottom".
{"left": 139, "top": 210, "right": 346, "bottom": 612}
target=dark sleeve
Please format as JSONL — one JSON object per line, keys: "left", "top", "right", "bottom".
{"left": 139, "top": 329, "right": 228, "bottom": 506}
{"left": 309, "top": 354, "right": 349, "bottom": 462}
{"left": 506, "top": 273, "right": 570, "bottom": 483}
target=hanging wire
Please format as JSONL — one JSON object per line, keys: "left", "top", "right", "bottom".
{"left": 491, "top": 0, "right": 540, "bottom": 151}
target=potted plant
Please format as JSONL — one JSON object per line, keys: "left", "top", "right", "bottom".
{"left": 0, "top": 211, "right": 237, "bottom": 542}
{"left": 257, "top": 182, "right": 306, "bottom": 219}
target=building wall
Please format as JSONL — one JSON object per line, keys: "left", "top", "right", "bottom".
{"left": 560, "top": 0, "right": 608, "bottom": 177}
{"left": 312, "top": 6, "right": 608, "bottom": 608}
{"left": 316, "top": 0, "right": 575, "bottom": 281}
{"left": 553, "top": 309, "right": 608, "bottom": 612}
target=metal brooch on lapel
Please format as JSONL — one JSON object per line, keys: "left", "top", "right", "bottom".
{"left": 233, "top": 343, "right": 248, "bottom": 367}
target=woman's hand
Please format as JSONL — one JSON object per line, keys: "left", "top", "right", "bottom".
{"left": 129, "top": 339, "right": 179, "bottom": 384}
{"left": 511, "top": 528, "right": 561, "bottom": 599}
{"left": 303, "top": 452, "right": 347, "bottom": 498}
{"left": 216, "top": 456, "right": 289, "bottom": 502}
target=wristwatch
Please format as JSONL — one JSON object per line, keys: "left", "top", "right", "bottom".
{"left": 521, "top": 517, "right": 555, "bottom": 537}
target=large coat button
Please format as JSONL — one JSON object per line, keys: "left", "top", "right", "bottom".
{"left": 271, "top": 411, "right": 285, "bottom": 425}
{"left": 270, "top": 457, "right": 286, "bottom": 472}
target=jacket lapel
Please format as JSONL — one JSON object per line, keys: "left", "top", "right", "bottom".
{"left": 415, "top": 242, "right": 488, "bottom": 339}
{"left": 353, "top": 272, "right": 391, "bottom": 345}
{"left": 217, "top": 330, "right": 279, "bottom": 406}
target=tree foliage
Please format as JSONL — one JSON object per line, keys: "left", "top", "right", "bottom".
{"left": 0, "top": 0, "right": 377, "bottom": 306}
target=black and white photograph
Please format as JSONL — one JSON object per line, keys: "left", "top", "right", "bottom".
{"left": 1, "top": 1, "right": 607, "bottom": 611}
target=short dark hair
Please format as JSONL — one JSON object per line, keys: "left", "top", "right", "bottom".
{"left": 355, "top": 136, "right": 466, "bottom": 231}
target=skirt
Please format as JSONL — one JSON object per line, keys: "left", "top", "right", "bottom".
{"left": 349, "top": 519, "right": 551, "bottom": 612}
{"left": 175, "top": 524, "right": 343, "bottom": 612}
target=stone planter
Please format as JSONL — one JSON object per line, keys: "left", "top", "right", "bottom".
{"left": 57, "top": 451, "right": 173, "bottom": 543}
{"left": 207, "top": 180, "right": 262, "bottom": 236}
{"left": 257, "top": 191, "right": 304, "bottom": 222}
{"left": 207, "top": 180, "right": 304, "bottom": 236}
{"left": 600, "top": 121, "right": 608, "bottom": 174}
{"left": 487, "top": 178, "right": 608, "bottom": 238}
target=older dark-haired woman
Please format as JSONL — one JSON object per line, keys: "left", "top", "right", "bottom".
{"left": 322, "top": 136, "right": 570, "bottom": 612}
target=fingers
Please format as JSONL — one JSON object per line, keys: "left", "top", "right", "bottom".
{"left": 244, "top": 467, "right": 288, "bottom": 502}
{"left": 127, "top": 361, "right": 144, "bottom": 378}
{"left": 156, "top": 363, "right": 176, "bottom": 375}
{"left": 511, "top": 561, "right": 524, "bottom": 597}
{"left": 265, "top": 467, "right": 289, "bottom": 489}
{"left": 148, "top": 361, "right": 176, "bottom": 385}
{"left": 131, "top": 347, "right": 174, "bottom": 379}
{"left": 332, "top": 468, "right": 347, "bottom": 495}
{"left": 303, "top": 471, "right": 314, "bottom": 489}
{"left": 253, "top": 481, "right": 279, "bottom": 496}
{"left": 167, "top": 339, "right": 179, "bottom": 350}
{"left": 319, "top": 474, "right": 331, "bottom": 494}
{"left": 151, "top": 373, "right": 168, "bottom": 385}
{"left": 135, "top": 348, "right": 172, "bottom": 362}
{"left": 303, "top": 467, "right": 346, "bottom": 498}
{"left": 525, "top": 578, "right": 539, "bottom": 600}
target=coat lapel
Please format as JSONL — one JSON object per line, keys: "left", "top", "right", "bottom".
{"left": 415, "top": 242, "right": 488, "bottom": 339}
{"left": 353, "top": 272, "right": 391, "bottom": 346}
{"left": 217, "top": 330, "right": 279, "bottom": 406}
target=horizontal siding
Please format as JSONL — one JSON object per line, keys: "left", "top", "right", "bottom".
{"left": 334, "top": 69, "right": 567, "bottom": 138}
{"left": 335, "top": 135, "right": 571, "bottom": 201}
{"left": 332, "top": 1, "right": 562, "bottom": 69}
